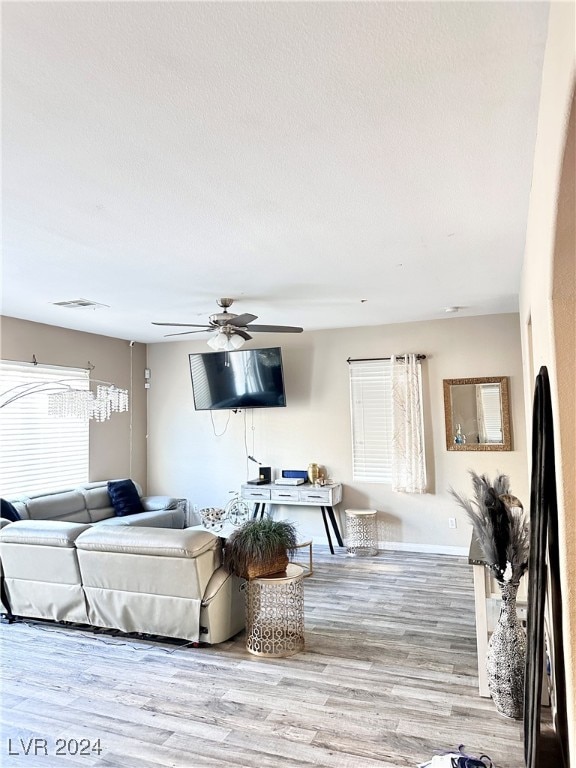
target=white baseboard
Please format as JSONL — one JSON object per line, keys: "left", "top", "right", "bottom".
{"left": 378, "top": 541, "right": 468, "bottom": 557}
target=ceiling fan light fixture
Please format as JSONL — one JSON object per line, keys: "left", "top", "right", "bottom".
{"left": 228, "top": 333, "right": 245, "bottom": 350}
{"left": 207, "top": 334, "right": 222, "bottom": 351}
{"left": 207, "top": 329, "right": 245, "bottom": 352}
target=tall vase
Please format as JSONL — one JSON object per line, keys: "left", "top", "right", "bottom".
{"left": 307, "top": 463, "right": 320, "bottom": 485}
{"left": 486, "top": 581, "right": 526, "bottom": 718}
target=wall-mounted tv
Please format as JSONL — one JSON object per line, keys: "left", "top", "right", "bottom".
{"left": 189, "top": 347, "right": 286, "bottom": 411}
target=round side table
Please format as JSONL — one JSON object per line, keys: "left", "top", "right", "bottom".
{"left": 345, "top": 509, "right": 378, "bottom": 556}
{"left": 245, "top": 564, "right": 305, "bottom": 657}
{"left": 290, "top": 539, "right": 313, "bottom": 577}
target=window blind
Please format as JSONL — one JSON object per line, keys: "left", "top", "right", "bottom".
{"left": 349, "top": 359, "right": 393, "bottom": 483}
{"left": 189, "top": 354, "right": 211, "bottom": 410}
{"left": 0, "top": 361, "right": 90, "bottom": 496}
{"left": 478, "top": 383, "right": 503, "bottom": 443}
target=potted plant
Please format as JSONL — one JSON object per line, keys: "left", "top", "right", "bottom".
{"left": 223, "top": 518, "right": 298, "bottom": 580}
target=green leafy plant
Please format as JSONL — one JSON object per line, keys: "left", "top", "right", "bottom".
{"left": 224, "top": 517, "right": 298, "bottom": 579}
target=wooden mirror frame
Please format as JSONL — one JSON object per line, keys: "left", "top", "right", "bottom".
{"left": 443, "top": 376, "right": 511, "bottom": 451}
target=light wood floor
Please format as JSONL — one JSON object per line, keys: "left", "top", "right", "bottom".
{"left": 1, "top": 548, "right": 526, "bottom": 768}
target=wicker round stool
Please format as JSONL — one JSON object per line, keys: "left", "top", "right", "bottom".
{"left": 245, "top": 564, "right": 305, "bottom": 657}
{"left": 345, "top": 509, "right": 378, "bottom": 556}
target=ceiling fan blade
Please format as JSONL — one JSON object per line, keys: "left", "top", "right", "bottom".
{"left": 154, "top": 301, "right": 302, "bottom": 339}
{"left": 163, "top": 329, "right": 213, "bottom": 337}
{"left": 246, "top": 324, "right": 304, "bottom": 333}
{"left": 230, "top": 313, "right": 258, "bottom": 326}
{"left": 152, "top": 322, "right": 212, "bottom": 328}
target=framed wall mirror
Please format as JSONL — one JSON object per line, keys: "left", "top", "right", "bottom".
{"left": 443, "top": 376, "right": 511, "bottom": 451}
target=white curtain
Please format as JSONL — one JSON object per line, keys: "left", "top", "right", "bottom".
{"left": 391, "top": 354, "right": 427, "bottom": 493}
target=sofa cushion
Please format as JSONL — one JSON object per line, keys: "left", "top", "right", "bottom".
{"left": 0, "top": 520, "right": 92, "bottom": 547}
{"left": 97, "top": 508, "right": 185, "bottom": 529}
{"left": 83, "top": 486, "right": 115, "bottom": 523}
{"left": 25, "top": 490, "right": 89, "bottom": 523}
{"left": 1, "top": 499, "right": 21, "bottom": 522}
{"left": 76, "top": 526, "right": 219, "bottom": 558}
{"left": 107, "top": 479, "right": 144, "bottom": 517}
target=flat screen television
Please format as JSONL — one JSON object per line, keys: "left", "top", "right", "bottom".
{"left": 189, "top": 347, "right": 286, "bottom": 411}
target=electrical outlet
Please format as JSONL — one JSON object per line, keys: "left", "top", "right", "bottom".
{"left": 448, "top": 517, "right": 457, "bottom": 529}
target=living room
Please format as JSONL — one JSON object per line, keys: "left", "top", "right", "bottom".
{"left": 1, "top": 2, "right": 574, "bottom": 767}
{"left": 2, "top": 312, "right": 530, "bottom": 552}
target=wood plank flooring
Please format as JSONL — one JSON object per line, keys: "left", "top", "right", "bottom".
{"left": 1, "top": 549, "right": 527, "bottom": 767}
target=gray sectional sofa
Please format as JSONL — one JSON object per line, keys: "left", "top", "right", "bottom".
{"left": 3, "top": 480, "right": 186, "bottom": 529}
{"left": 0, "top": 481, "right": 246, "bottom": 644}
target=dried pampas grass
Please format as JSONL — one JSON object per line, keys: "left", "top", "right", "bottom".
{"left": 450, "top": 471, "right": 529, "bottom": 584}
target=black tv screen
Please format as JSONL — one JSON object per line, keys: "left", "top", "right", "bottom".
{"left": 189, "top": 347, "right": 286, "bottom": 411}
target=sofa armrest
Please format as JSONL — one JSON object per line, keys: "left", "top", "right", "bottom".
{"left": 141, "top": 496, "right": 181, "bottom": 512}
{"left": 0, "top": 518, "right": 13, "bottom": 530}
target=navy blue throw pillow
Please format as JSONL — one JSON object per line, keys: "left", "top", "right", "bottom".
{"left": 107, "top": 479, "right": 144, "bottom": 517}
{"left": 1, "top": 498, "right": 21, "bottom": 522}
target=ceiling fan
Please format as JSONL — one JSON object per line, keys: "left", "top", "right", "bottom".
{"left": 152, "top": 298, "right": 304, "bottom": 350}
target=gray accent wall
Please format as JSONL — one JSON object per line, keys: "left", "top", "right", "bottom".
{"left": 0, "top": 316, "right": 147, "bottom": 490}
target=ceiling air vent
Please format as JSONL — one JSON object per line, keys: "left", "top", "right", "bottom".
{"left": 52, "top": 299, "right": 109, "bottom": 309}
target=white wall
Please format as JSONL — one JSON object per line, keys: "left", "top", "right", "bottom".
{"left": 147, "top": 312, "right": 527, "bottom": 553}
{"left": 519, "top": 1, "right": 575, "bottom": 755}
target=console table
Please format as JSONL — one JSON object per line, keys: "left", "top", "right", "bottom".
{"left": 240, "top": 482, "right": 343, "bottom": 554}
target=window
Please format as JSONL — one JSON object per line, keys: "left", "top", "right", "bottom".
{"left": 477, "top": 383, "right": 503, "bottom": 443}
{"left": 0, "top": 361, "right": 89, "bottom": 496}
{"left": 349, "top": 359, "right": 393, "bottom": 482}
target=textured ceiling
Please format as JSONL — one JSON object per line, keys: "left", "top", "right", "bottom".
{"left": 1, "top": 2, "right": 549, "bottom": 343}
